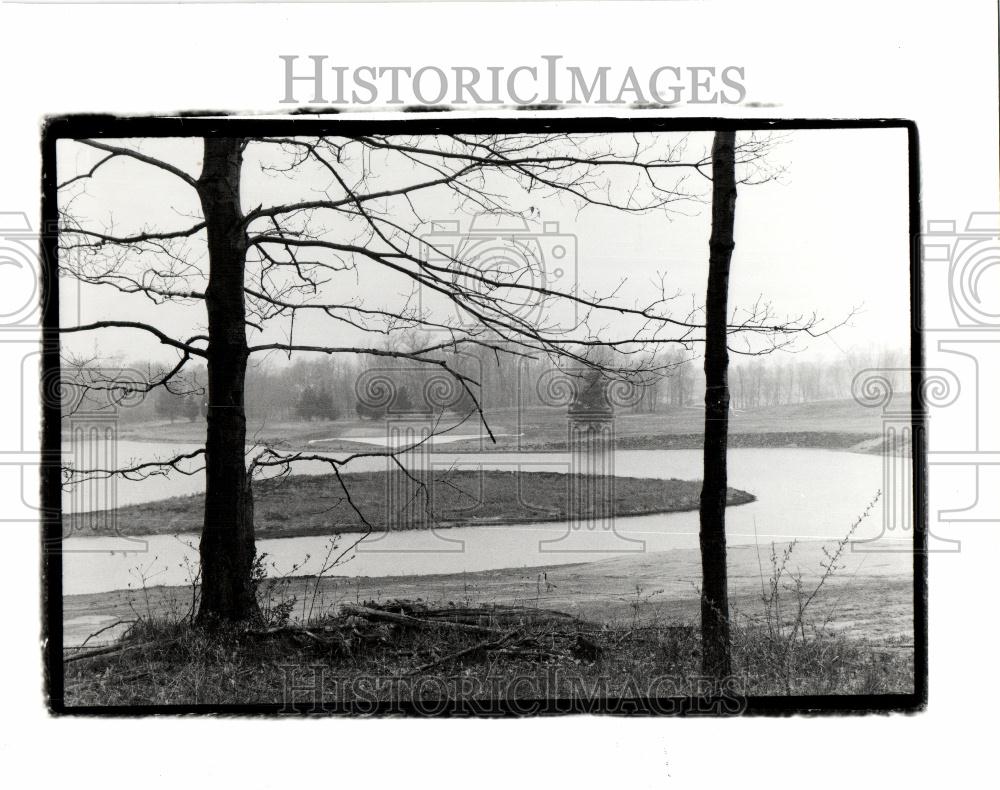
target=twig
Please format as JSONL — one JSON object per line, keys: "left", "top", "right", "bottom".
{"left": 72, "top": 618, "right": 137, "bottom": 651}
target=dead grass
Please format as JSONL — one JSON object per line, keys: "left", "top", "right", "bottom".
{"left": 63, "top": 594, "right": 913, "bottom": 708}
{"left": 67, "top": 470, "right": 754, "bottom": 538}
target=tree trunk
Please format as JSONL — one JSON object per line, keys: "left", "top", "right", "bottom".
{"left": 196, "top": 137, "right": 259, "bottom": 625}
{"left": 699, "top": 130, "right": 737, "bottom": 679}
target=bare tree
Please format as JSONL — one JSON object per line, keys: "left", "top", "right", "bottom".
{"left": 700, "top": 130, "right": 737, "bottom": 679}
{"left": 57, "top": 130, "right": 824, "bottom": 626}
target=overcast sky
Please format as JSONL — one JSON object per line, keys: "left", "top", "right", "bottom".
{"left": 57, "top": 127, "right": 911, "bottom": 369}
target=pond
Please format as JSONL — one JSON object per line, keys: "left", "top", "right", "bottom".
{"left": 61, "top": 444, "right": 899, "bottom": 595}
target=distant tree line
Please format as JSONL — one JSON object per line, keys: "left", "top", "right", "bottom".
{"left": 633, "top": 346, "right": 908, "bottom": 413}
{"left": 66, "top": 343, "right": 906, "bottom": 426}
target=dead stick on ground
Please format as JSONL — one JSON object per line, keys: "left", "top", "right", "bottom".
{"left": 64, "top": 638, "right": 178, "bottom": 664}
{"left": 64, "top": 642, "right": 150, "bottom": 664}
{"left": 341, "top": 604, "right": 495, "bottom": 635}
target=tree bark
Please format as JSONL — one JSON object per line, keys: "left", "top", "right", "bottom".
{"left": 699, "top": 130, "right": 737, "bottom": 679}
{"left": 195, "top": 137, "right": 259, "bottom": 625}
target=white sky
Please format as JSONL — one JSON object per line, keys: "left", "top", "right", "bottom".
{"left": 57, "top": 127, "right": 911, "bottom": 368}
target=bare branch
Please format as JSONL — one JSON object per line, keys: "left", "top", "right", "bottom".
{"left": 60, "top": 321, "right": 208, "bottom": 357}
{"left": 78, "top": 139, "right": 199, "bottom": 190}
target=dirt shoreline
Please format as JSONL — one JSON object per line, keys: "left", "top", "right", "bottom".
{"left": 63, "top": 539, "right": 914, "bottom": 648}
{"left": 70, "top": 430, "right": 908, "bottom": 461}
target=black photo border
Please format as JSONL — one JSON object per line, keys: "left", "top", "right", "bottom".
{"left": 41, "top": 113, "right": 926, "bottom": 717}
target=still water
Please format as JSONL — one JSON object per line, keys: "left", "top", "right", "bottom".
{"left": 61, "top": 443, "right": 896, "bottom": 595}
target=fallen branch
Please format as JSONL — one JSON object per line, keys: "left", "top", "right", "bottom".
{"left": 388, "top": 602, "right": 579, "bottom": 627}
{"left": 339, "top": 603, "right": 494, "bottom": 635}
{"left": 64, "top": 639, "right": 173, "bottom": 664}
{"left": 71, "top": 618, "right": 138, "bottom": 651}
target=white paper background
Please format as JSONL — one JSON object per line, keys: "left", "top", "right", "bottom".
{"left": 0, "top": 1, "right": 997, "bottom": 787}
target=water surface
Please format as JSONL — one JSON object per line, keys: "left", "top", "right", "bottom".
{"left": 62, "top": 446, "right": 897, "bottom": 595}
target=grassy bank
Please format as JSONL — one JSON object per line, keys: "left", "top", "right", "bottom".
{"left": 106, "top": 398, "right": 889, "bottom": 453}
{"left": 62, "top": 540, "right": 914, "bottom": 706}
{"left": 68, "top": 470, "right": 754, "bottom": 539}
{"left": 550, "top": 431, "right": 879, "bottom": 452}
{"left": 63, "top": 602, "right": 912, "bottom": 707}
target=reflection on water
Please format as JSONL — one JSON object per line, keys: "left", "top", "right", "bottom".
{"left": 61, "top": 447, "right": 902, "bottom": 595}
